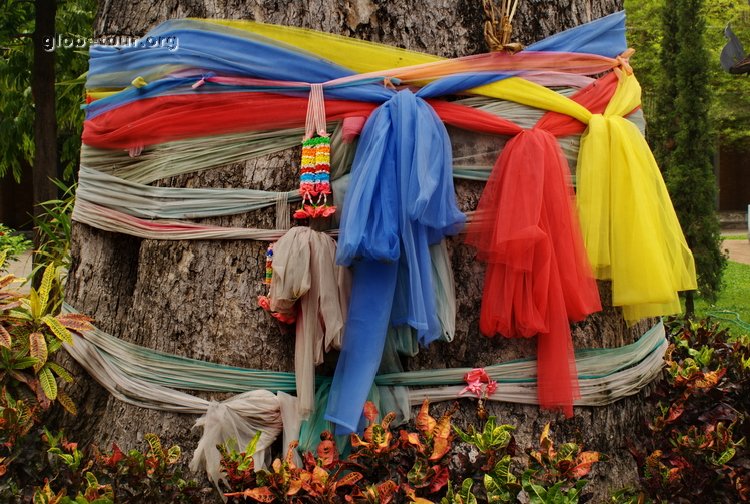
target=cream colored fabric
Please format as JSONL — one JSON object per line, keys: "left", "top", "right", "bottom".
{"left": 62, "top": 331, "right": 297, "bottom": 493}
{"left": 269, "top": 227, "right": 351, "bottom": 418}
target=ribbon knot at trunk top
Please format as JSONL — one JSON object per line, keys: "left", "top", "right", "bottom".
{"left": 435, "top": 71, "right": 696, "bottom": 415}
{"left": 439, "top": 71, "right": 696, "bottom": 324}
{"left": 325, "top": 89, "right": 466, "bottom": 434}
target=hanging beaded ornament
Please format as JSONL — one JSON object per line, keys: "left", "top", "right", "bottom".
{"left": 294, "top": 83, "right": 336, "bottom": 220}
{"left": 257, "top": 243, "right": 296, "bottom": 324}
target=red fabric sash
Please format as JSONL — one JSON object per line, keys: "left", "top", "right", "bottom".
{"left": 452, "top": 73, "right": 619, "bottom": 416}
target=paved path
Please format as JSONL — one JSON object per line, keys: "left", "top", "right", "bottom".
{"left": 4, "top": 251, "right": 32, "bottom": 293}
{"left": 723, "top": 238, "right": 750, "bottom": 266}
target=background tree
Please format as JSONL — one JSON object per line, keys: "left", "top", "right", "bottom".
{"left": 61, "top": 1, "right": 657, "bottom": 501}
{"left": 0, "top": 0, "right": 94, "bottom": 227}
{"left": 653, "top": 0, "right": 727, "bottom": 313}
{"left": 625, "top": 0, "right": 750, "bottom": 149}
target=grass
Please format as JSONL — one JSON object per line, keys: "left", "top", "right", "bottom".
{"left": 691, "top": 261, "right": 750, "bottom": 336}
{"left": 723, "top": 234, "right": 749, "bottom": 241}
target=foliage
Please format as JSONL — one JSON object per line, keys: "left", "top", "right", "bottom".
{"left": 221, "top": 401, "right": 601, "bottom": 503}
{"left": 30, "top": 431, "right": 202, "bottom": 503}
{"left": 660, "top": 0, "right": 726, "bottom": 305}
{"left": 0, "top": 223, "right": 32, "bottom": 260}
{"left": 0, "top": 0, "right": 95, "bottom": 182}
{"left": 0, "top": 253, "right": 90, "bottom": 414}
{"left": 625, "top": 0, "right": 750, "bottom": 149}
{"left": 30, "top": 179, "right": 76, "bottom": 289}
{"left": 627, "top": 317, "right": 750, "bottom": 502}
{"left": 0, "top": 256, "right": 199, "bottom": 501}
{"left": 0, "top": 252, "right": 94, "bottom": 490}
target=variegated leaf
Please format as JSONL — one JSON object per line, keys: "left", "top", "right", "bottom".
{"left": 47, "top": 362, "right": 73, "bottom": 383}
{"left": 56, "top": 390, "right": 78, "bottom": 416}
{"left": 39, "top": 367, "right": 58, "bottom": 400}
{"left": 0, "top": 300, "right": 22, "bottom": 313}
{"left": 224, "top": 487, "right": 276, "bottom": 502}
{"left": 38, "top": 264, "right": 56, "bottom": 314}
{"left": 416, "top": 399, "right": 436, "bottom": 438}
{"left": 0, "top": 325, "right": 11, "bottom": 348}
{"left": 29, "top": 332, "right": 48, "bottom": 372}
{"left": 145, "top": 433, "right": 164, "bottom": 461}
{"left": 55, "top": 313, "right": 94, "bottom": 332}
{"left": 334, "top": 471, "right": 362, "bottom": 489}
{"left": 0, "top": 274, "right": 16, "bottom": 290}
{"left": 166, "top": 445, "right": 181, "bottom": 465}
{"left": 42, "top": 315, "right": 72, "bottom": 344}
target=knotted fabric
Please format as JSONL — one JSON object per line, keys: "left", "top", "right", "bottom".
{"left": 325, "top": 89, "right": 465, "bottom": 433}
{"left": 268, "top": 226, "right": 350, "bottom": 419}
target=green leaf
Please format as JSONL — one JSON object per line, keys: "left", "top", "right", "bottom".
{"left": 28, "top": 289, "right": 41, "bottom": 320}
{"left": 42, "top": 315, "right": 73, "bottom": 344}
{"left": 484, "top": 472, "right": 514, "bottom": 504}
{"left": 408, "top": 458, "right": 428, "bottom": 487}
{"left": 458, "top": 478, "right": 477, "bottom": 504}
{"left": 84, "top": 471, "right": 99, "bottom": 489}
{"left": 166, "top": 445, "right": 181, "bottom": 465}
{"left": 245, "top": 430, "right": 262, "bottom": 456}
{"left": 39, "top": 367, "right": 58, "bottom": 400}
{"left": 47, "top": 362, "right": 73, "bottom": 383}
{"left": 38, "top": 263, "right": 56, "bottom": 314}
{"left": 711, "top": 447, "right": 736, "bottom": 466}
{"left": 522, "top": 472, "right": 548, "bottom": 504}
{"left": 12, "top": 356, "right": 38, "bottom": 370}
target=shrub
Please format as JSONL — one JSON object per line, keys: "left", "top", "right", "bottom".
{"left": 0, "top": 224, "right": 32, "bottom": 261}
{"left": 626, "top": 318, "right": 750, "bottom": 502}
{"left": 221, "top": 400, "right": 601, "bottom": 503}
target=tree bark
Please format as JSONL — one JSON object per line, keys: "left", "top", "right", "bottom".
{"left": 63, "top": 1, "right": 649, "bottom": 501}
{"left": 32, "top": 0, "right": 58, "bottom": 248}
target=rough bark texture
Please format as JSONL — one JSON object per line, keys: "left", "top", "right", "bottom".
{"left": 62, "top": 1, "right": 652, "bottom": 502}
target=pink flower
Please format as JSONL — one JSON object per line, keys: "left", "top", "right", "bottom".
{"left": 257, "top": 295, "right": 271, "bottom": 311}
{"left": 485, "top": 380, "right": 498, "bottom": 396}
{"left": 271, "top": 311, "right": 296, "bottom": 324}
{"left": 464, "top": 368, "right": 490, "bottom": 384}
{"left": 313, "top": 205, "right": 337, "bottom": 218}
{"left": 460, "top": 380, "right": 484, "bottom": 397}
{"left": 460, "top": 368, "right": 498, "bottom": 399}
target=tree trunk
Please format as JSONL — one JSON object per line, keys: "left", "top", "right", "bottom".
{"left": 32, "top": 0, "right": 58, "bottom": 252}
{"left": 63, "top": 1, "right": 649, "bottom": 501}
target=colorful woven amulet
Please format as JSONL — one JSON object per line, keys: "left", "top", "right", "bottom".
{"left": 294, "top": 135, "right": 336, "bottom": 219}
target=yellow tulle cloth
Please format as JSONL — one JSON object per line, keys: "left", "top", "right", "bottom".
{"left": 576, "top": 73, "right": 696, "bottom": 322}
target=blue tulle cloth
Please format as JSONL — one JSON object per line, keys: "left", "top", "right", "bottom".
{"left": 86, "top": 12, "right": 628, "bottom": 118}
{"left": 325, "top": 89, "right": 465, "bottom": 433}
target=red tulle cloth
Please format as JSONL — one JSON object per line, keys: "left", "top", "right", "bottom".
{"left": 450, "top": 73, "right": 620, "bottom": 416}
{"left": 82, "top": 92, "right": 376, "bottom": 149}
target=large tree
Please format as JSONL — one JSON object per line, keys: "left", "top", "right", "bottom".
{"left": 62, "top": 1, "right": 655, "bottom": 501}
